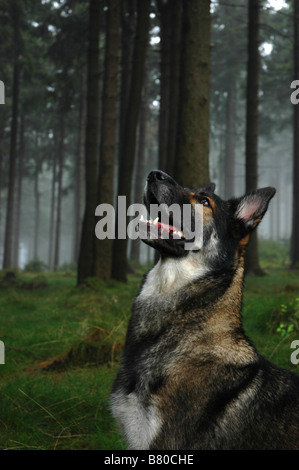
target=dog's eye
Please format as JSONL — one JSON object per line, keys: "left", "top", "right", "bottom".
{"left": 199, "top": 197, "right": 210, "bottom": 207}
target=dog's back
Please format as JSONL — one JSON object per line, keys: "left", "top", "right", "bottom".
{"left": 111, "top": 171, "right": 299, "bottom": 450}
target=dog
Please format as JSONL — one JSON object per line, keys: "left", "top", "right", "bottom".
{"left": 110, "top": 170, "right": 299, "bottom": 450}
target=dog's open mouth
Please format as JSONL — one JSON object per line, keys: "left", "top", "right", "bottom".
{"left": 138, "top": 214, "right": 185, "bottom": 240}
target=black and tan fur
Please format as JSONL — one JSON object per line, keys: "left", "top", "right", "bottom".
{"left": 111, "top": 170, "right": 299, "bottom": 450}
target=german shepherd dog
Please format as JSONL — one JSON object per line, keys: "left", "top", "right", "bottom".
{"left": 111, "top": 170, "right": 299, "bottom": 450}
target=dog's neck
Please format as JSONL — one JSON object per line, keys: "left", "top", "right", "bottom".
{"left": 135, "top": 254, "right": 256, "bottom": 365}
{"left": 195, "top": 256, "right": 257, "bottom": 365}
{"left": 139, "top": 254, "right": 210, "bottom": 300}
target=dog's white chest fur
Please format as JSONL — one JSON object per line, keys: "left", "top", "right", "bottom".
{"left": 139, "top": 256, "right": 208, "bottom": 298}
{"left": 111, "top": 391, "right": 161, "bottom": 449}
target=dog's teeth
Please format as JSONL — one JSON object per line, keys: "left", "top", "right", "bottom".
{"left": 153, "top": 217, "right": 159, "bottom": 225}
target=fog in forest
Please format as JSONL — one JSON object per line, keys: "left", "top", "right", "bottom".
{"left": 0, "top": 0, "right": 296, "bottom": 273}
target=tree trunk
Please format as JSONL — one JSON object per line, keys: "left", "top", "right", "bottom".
{"left": 111, "top": 0, "right": 150, "bottom": 282}
{"left": 53, "top": 115, "right": 65, "bottom": 270}
{"left": 77, "top": 0, "right": 101, "bottom": 285}
{"left": 291, "top": 0, "right": 299, "bottom": 269}
{"left": 3, "top": 3, "right": 20, "bottom": 269}
{"left": 175, "top": 0, "right": 211, "bottom": 188}
{"left": 33, "top": 157, "right": 40, "bottom": 261}
{"left": 118, "top": 0, "right": 136, "bottom": 177}
{"left": 0, "top": 128, "right": 3, "bottom": 264}
{"left": 157, "top": 0, "right": 172, "bottom": 173}
{"left": 130, "top": 58, "right": 149, "bottom": 263}
{"left": 244, "top": 0, "right": 264, "bottom": 276}
{"left": 13, "top": 113, "right": 25, "bottom": 267}
{"left": 224, "top": 76, "right": 236, "bottom": 199}
{"left": 73, "top": 67, "right": 86, "bottom": 265}
{"left": 94, "top": 0, "right": 120, "bottom": 280}
{"left": 166, "top": 0, "right": 183, "bottom": 177}
{"left": 48, "top": 145, "right": 57, "bottom": 270}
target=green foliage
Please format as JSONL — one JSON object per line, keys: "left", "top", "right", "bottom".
{"left": 276, "top": 297, "right": 299, "bottom": 338}
{"left": 24, "top": 259, "right": 48, "bottom": 273}
{"left": 56, "top": 262, "right": 77, "bottom": 272}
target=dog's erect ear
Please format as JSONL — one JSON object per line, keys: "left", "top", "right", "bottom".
{"left": 203, "top": 182, "right": 216, "bottom": 193}
{"left": 232, "top": 187, "right": 276, "bottom": 232}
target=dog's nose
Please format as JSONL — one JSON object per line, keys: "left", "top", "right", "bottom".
{"left": 147, "top": 170, "right": 170, "bottom": 183}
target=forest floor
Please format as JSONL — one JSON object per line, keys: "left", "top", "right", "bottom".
{"left": 0, "top": 240, "right": 298, "bottom": 450}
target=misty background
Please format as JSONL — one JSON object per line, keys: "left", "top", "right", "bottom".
{"left": 0, "top": 0, "right": 295, "bottom": 273}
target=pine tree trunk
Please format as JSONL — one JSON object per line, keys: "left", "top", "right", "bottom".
{"left": 48, "top": 147, "right": 57, "bottom": 270}
{"left": 166, "top": 0, "right": 183, "bottom": 177}
{"left": 3, "top": 3, "right": 20, "bottom": 269}
{"left": 157, "top": 0, "right": 172, "bottom": 173}
{"left": 224, "top": 77, "right": 236, "bottom": 199}
{"left": 291, "top": 0, "right": 299, "bottom": 269}
{"left": 130, "top": 58, "right": 149, "bottom": 263}
{"left": 118, "top": 0, "right": 136, "bottom": 173}
{"left": 33, "top": 159, "right": 40, "bottom": 261}
{"left": 0, "top": 128, "right": 3, "bottom": 263}
{"left": 244, "top": 0, "right": 264, "bottom": 276}
{"left": 94, "top": 0, "right": 120, "bottom": 280}
{"left": 175, "top": 0, "right": 211, "bottom": 188}
{"left": 73, "top": 68, "right": 86, "bottom": 265}
{"left": 53, "top": 115, "right": 65, "bottom": 270}
{"left": 77, "top": 0, "right": 101, "bottom": 285}
{"left": 111, "top": 0, "right": 150, "bottom": 282}
{"left": 13, "top": 113, "right": 25, "bottom": 267}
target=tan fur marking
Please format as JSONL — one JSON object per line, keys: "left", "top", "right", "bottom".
{"left": 239, "top": 234, "right": 250, "bottom": 247}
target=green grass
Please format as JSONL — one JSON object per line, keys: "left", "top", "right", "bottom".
{"left": 0, "top": 242, "right": 298, "bottom": 450}
{"left": 0, "top": 270, "right": 140, "bottom": 450}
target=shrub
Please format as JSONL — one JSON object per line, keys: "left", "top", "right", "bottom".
{"left": 24, "top": 259, "right": 48, "bottom": 273}
{"left": 276, "top": 297, "right": 299, "bottom": 338}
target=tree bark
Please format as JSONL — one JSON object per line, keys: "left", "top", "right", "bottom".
{"left": 73, "top": 67, "right": 86, "bottom": 265}
{"left": 3, "top": 2, "right": 20, "bottom": 269}
{"left": 224, "top": 76, "right": 236, "bottom": 199}
{"left": 111, "top": 0, "right": 150, "bottom": 282}
{"left": 244, "top": 0, "right": 264, "bottom": 276}
{"left": 157, "top": 0, "right": 172, "bottom": 173}
{"left": 94, "top": 0, "right": 120, "bottom": 280}
{"left": 13, "top": 113, "right": 25, "bottom": 267}
{"left": 118, "top": 0, "right": 136, "bottom": 176}
{"left": 0, "top": 127, "right": 3, "bottom": 263}
{"left": 53, "top": 115, "right": 65, "bottom": 270}
{"left": 166, "top": 0, "right": 183, "bottom": 177}
{"left": 77, "top": 0, "right": 101, "bottom": 285}
{"left": 130, "top": 58, "right": 149, "bottom": 263}
{"left": 291, "top": 0, "right": 299, "bottom": 269}
{"left": 33, "top": 154, "right": 41, "bottom": 261}
{"left": 48, "top": 144, "right": 57, "bottom": 270}
{"left": 175, "top": 0, "right": 211, "bottom": 188}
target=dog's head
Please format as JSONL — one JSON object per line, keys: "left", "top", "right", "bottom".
{"left": 139, "top": 170, "right": 276, "bottom": 272}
